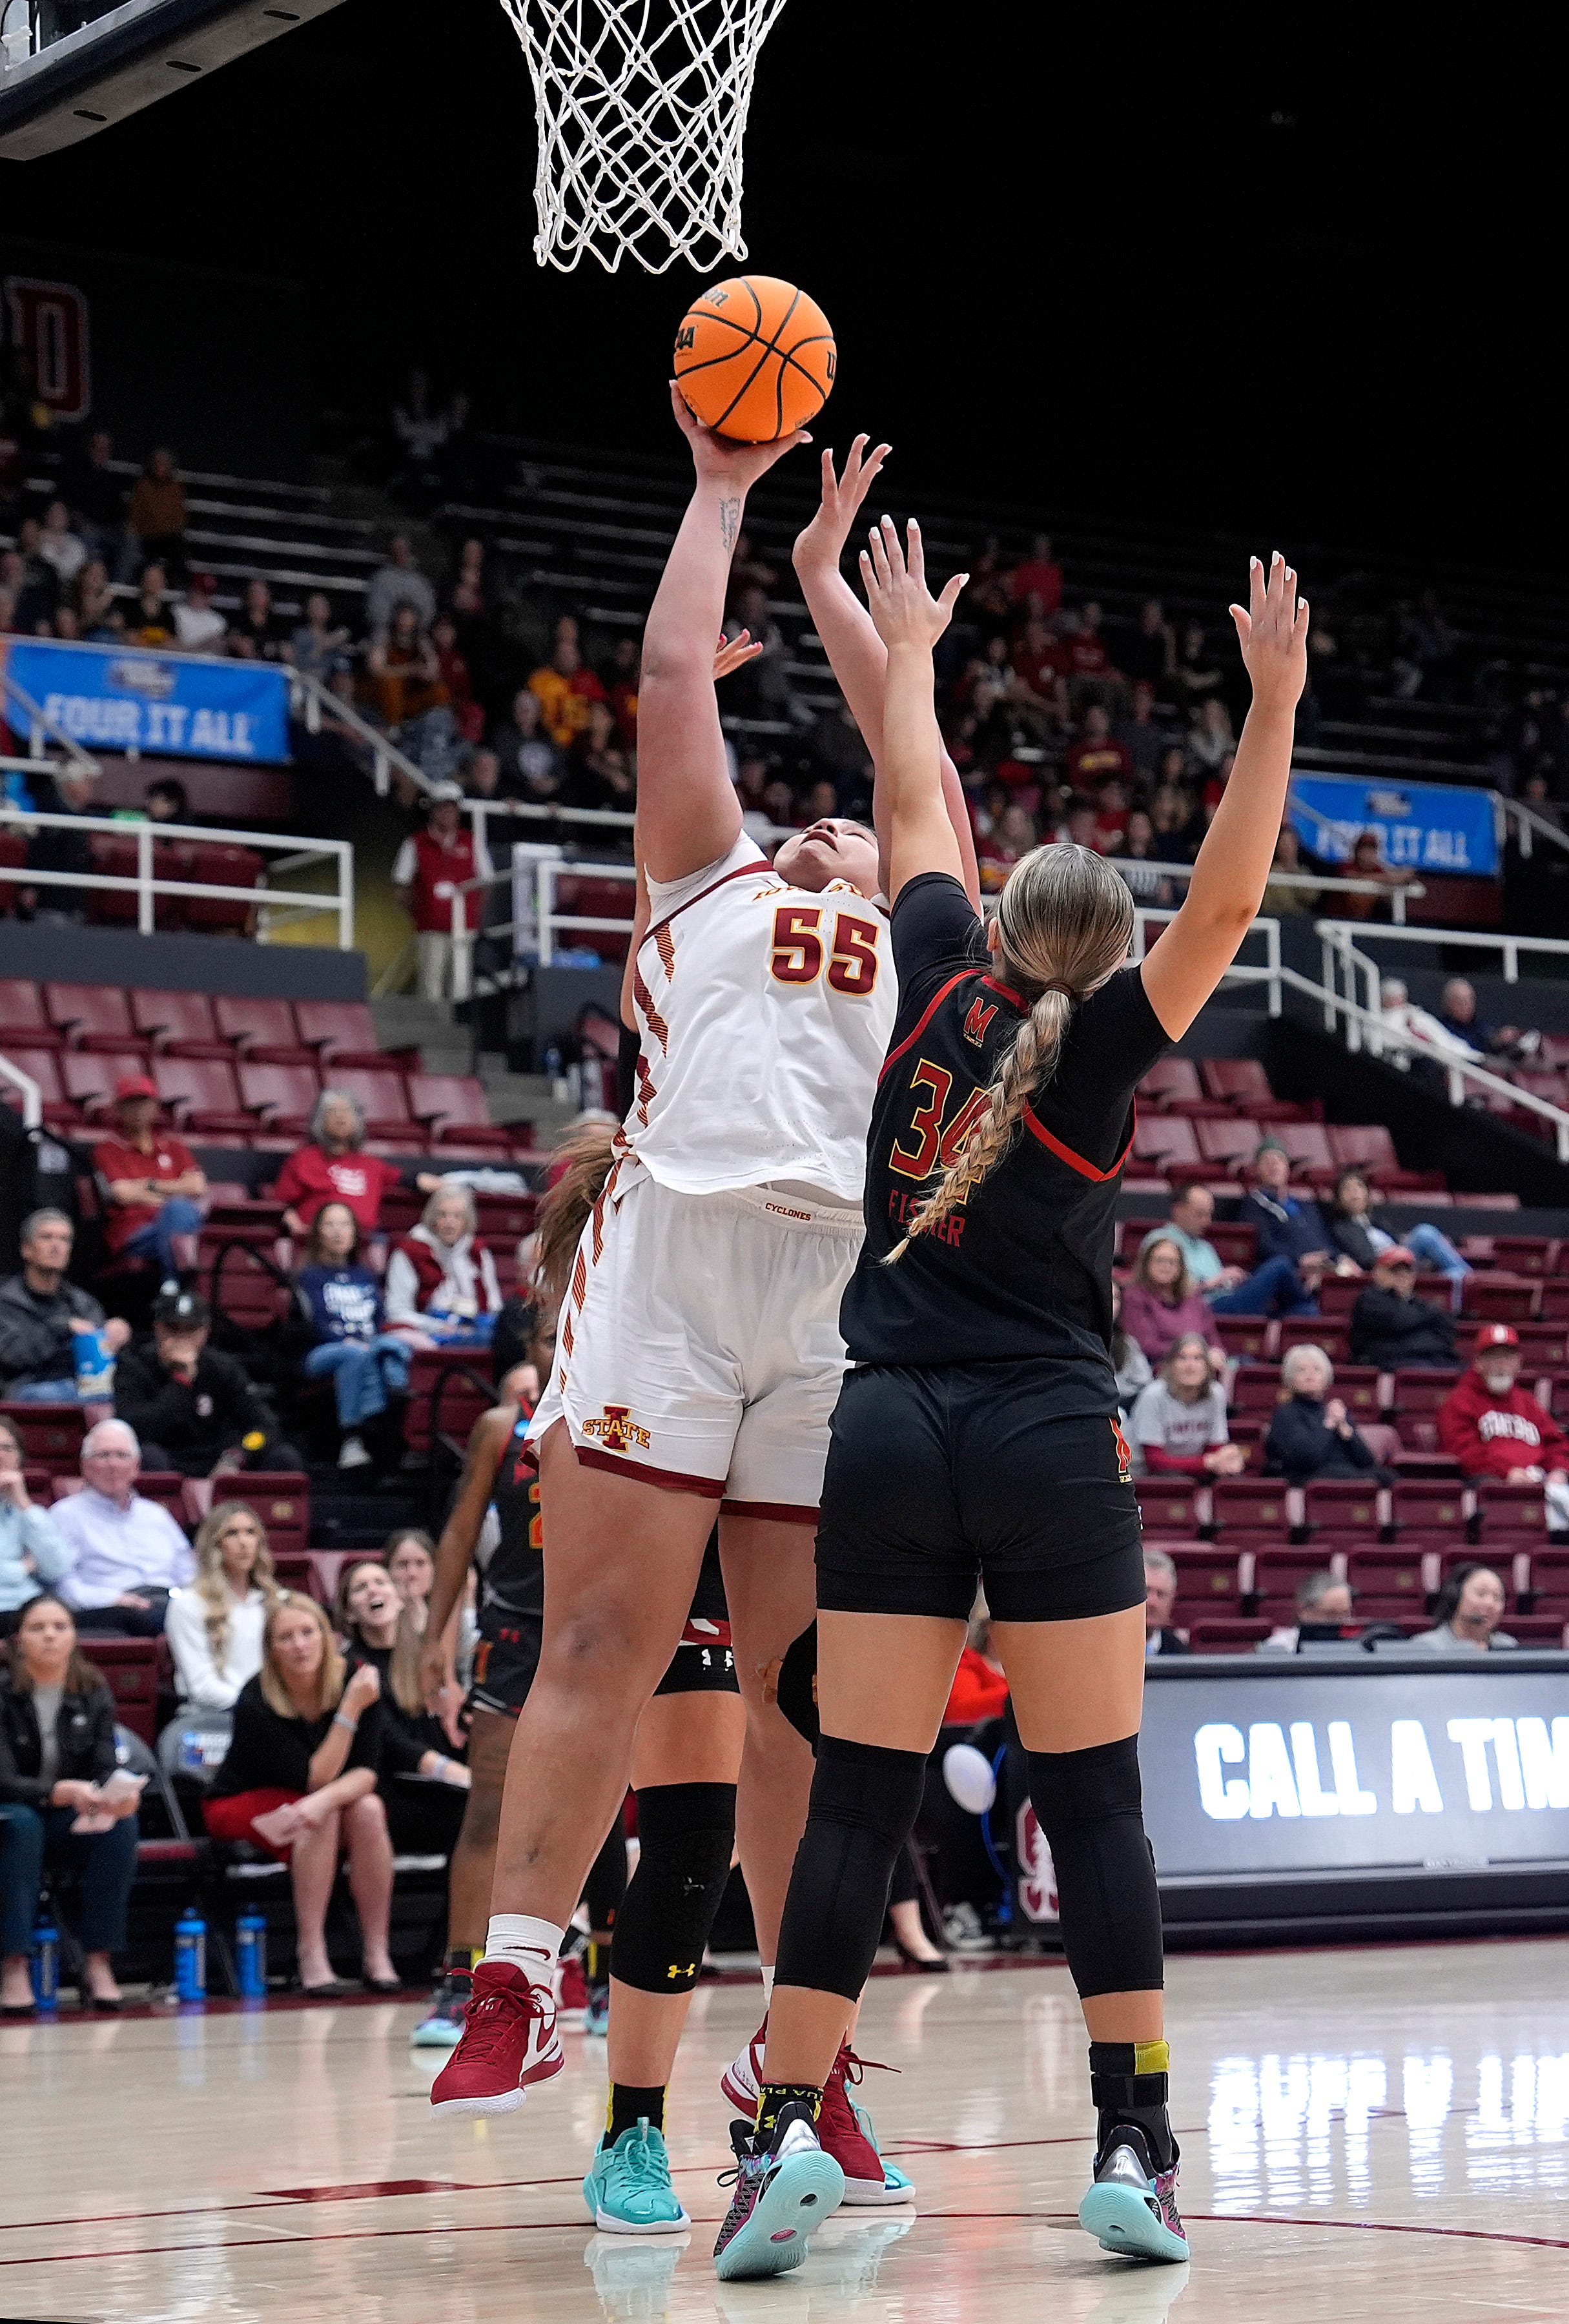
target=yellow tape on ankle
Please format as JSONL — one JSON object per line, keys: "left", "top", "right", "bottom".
{"left": 1134, "top": 2040, "right": 1170, "bottom": 2076}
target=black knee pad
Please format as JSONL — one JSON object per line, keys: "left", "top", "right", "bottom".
{"left": 774, "top": 1735, "right": 928, "bottom": 2003}
{"left": 1027, "top": 1735, "right": 1164, "bottom": 2000}
{"left": 610, "top": 1782, "right": 736, "bottom": 1995}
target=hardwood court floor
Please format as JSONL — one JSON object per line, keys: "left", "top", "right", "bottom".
{"left": 2, "top": 1939, "right": 1566, "bottom": 2323}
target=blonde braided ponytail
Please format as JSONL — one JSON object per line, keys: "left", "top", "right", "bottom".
{"left": 885, "top": 845, "right": 1136, "bottom": 1262}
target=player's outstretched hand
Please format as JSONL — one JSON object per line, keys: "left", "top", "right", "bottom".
{"left": 794, "top": 435, "right": 892, "bottom": 573}
{"left": 859, "top": 514, "right": 966, "bottom": 652}
{"left": 1229, "top": 550, "right": 1308, "bottom": 714}
{"left": 713, "top": 628, "right": 763, "bottom": 682}
{"left": 670, "top": 381, "right": 810, "bottom": 493}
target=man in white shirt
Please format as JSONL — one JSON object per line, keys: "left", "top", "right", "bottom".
{"left": 50, "top": 1419, "right": 194, "bottom": 1637}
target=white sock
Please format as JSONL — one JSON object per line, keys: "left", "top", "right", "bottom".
{"left": 760, "top": 1964, "right": 775, "bottom": 2009}
{"left": 484, "top": 1913, "right": 565, "bottom": 1979}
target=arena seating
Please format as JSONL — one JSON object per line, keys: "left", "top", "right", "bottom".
{"left": 0, "top": 979, "right": 529, "bottom": 1160}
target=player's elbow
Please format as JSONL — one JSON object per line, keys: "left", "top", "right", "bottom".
{"left": 639, "top": 638, "right": 711, "bottom": 690}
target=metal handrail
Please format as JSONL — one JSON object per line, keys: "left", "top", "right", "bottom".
{"left": 0, "top": 804, "right": 354, "bottom": 946}
{"left": 1118, "top": 859, "right": 1425, "bottom": 922}
{"left": 289, "top": 667, "right": 434, "bottom": 802}
{"left": 1497, "top": 795, "right": 1569, "bottom": 862}
{"left": 1316, "top": 919, "right": 1569, "bottom": 1050}
{"left": 0, "top": 1052, "right": 41, "bottom": 1130}
{"left": 0, "top": 666, "right": 99, "bottom": 775}
{"left": 1130, "top": 908, "right": 1284, "bottom": 1016}
{"left": 1270, "top": 959, "right": 1569, "bottom": 1162}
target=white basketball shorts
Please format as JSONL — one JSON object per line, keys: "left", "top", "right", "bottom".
{"left": 526, "top": 1167, "right": 865, "bottom": 1518}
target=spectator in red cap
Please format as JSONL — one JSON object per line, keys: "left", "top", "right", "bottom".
{"left": 1437, "top": 1325, "right": 1569, "bottom": 1531}
{"left": 1348, "top": 1245, "right": 1459, "bottom": 1370}
{"left": 94, "top": 1079, "right": 206, "bottom": 1290}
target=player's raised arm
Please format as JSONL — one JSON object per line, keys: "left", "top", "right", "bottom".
{"left": 1140, "top": 551, "right": 1308, "bottom": 1041}
{"left": 636, "top": 385, "right": 809, "bottom": 884}
{"left": 795, "top": 444, "right": 981, "bottom": 907}
{"left": 859, "top": 515, "right": 968, "bottom": 904}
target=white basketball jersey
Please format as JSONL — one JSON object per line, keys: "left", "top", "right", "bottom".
{"left": 623, "top": 835, "right": 895, "bottom": 1205}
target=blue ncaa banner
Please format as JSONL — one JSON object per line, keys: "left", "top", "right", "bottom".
{"left": 1, "top": 636, "right": 291, "bottom": 763}
{"left": 1287, "top": 773, "right": 1498, "bottom": 877}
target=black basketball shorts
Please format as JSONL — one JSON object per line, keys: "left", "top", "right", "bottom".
{"left": 466, "top": 1609, "right": 739, "bottom": 1721}
{"left": 814, "top": 1361, "right": 1146, "bottom": 1625}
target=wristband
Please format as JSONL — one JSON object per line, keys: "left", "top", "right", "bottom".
{"left": 333, "top": 1713, "right": 358, "bottom": 1735}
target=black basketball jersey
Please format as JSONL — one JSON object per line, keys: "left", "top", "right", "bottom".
{"left": 841, "top": 872, "right": 1170, "bottom": 1407}
{"left": 485, "top": 1414, "right": 544, "bottom": 1618}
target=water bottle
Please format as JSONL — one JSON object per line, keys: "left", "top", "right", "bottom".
{"left": 73, "top": 1326, "right": 116, "bottom": 1402}
{"left": 30, "top": 1915, "right": 59, "bottom": 2011}
{"left": 174, "top": 1907, "right": 207, "bottom": 2002}
{"left": 236, "top": 1912, "right": 268, "bottom": 1999}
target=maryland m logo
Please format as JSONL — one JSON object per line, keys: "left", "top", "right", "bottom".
{"left": 582, "top": 1405, "right": 652, "bottom": 1453}
{"left": 963, "top": 996, "right": 999, "bottom": 1048}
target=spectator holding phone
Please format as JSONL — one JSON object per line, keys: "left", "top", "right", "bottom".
{"left": 0, "top": 1594, "right": 140, "bottom": 2012}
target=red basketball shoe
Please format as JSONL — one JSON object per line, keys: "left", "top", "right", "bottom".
{"left": 429, "top": 1960, "right": 564, "bottom": 2117}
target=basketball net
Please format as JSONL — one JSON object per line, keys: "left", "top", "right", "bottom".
{"left": 497, "top": 0, "right": 788, "bottom": 274}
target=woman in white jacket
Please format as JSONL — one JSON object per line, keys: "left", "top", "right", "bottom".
{"left": 166, "top": 1503, "right": 281, "bottom": 1709}
{"left": 384, "top": 1185, "right": 502, "bottom": 1347}
{"left": 0, "top": 1420, "right": 72, "bottom": 1631}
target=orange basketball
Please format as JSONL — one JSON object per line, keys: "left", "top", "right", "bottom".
{"left": 673, "top": 275, "right": 835, "bottom": 443}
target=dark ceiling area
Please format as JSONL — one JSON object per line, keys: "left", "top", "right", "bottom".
{"left": 6, "top": 5, "right": 1559, "bottom": 565}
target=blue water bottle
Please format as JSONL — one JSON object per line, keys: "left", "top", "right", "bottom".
{"left": 236, "top": 1912, "right": 268, "bottom": 1999}
{"left": 174, "top": 1907, "right": 207, "bottom": 2001}
{"left": 30, "top": 1915, "right": 59, "bottom": 2011}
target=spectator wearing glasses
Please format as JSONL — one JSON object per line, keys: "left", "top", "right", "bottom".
{"left": 1258, "top": 1571, "right": 1359, "bottom": 1654}
{"left": 0, "top": 1208, "right": 131, "bottom": 1402}
{"left": 1120, "top": 1236, "right": 1225, "bottom": 1369}
{"left": 48, "top": 1420, "right": 195, "bottom": 1636}
{"left": 1437, "top": 1325, "right": 1569, "bottom": 1532}
{"left": 1143, "top": 1549, "right": 1191, "bottom": 1658}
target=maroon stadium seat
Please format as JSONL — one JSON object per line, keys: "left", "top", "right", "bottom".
{"left": 332, "top": 1067, "right": 413, "bottom": 1139}
{"left": 1491, "top": 1236, "right": 1557, "bottom": 1278}
{"left": 1162, "top": 1542, "right": 1242, "bottom": 1605}
{"left": 83, "top": 833, "right": 143, "bottom": 928}
{"left": 1187, "top": 1617, "right": 1271, "bottom": 1654}
{"left": 1345, "top": 1542, "right": 1436, "bottom": 1611}
{"left": 182, "top": 1473, "right": 309, "bottom": 1556}
{"left": 294, "top": 1001, "right": 413, "bottom": 1070}
{"left": 131, "top": 989, "right": 232, "bottom": 1060}
{"left": 1467, "top": 1278, "right": 1541, "bottom": 1324}
{"left": 162, "top": 842, "right": 263, "bottom": 933}
{"left": 1138, "top": 1058, "right": 1203, "bottom": 1112}
{"left": 152, "top": 1057, "right": 254, "bottom": 1138}
{"left": 1517, "top": 1321, "right": 1569, "bottom": 1368}
{"left": 0, "top": 1402, "right": 87, "bottom": 1467}
{"left": 1303, "top": 1476, "right": 1385, "bottom": 1536}
{"left": 0, "top": 1049, "right": 74, "bottom": 1128}
{"left": 62, "top": 1050, "right": 149, "bottom": 1119}
{"left": 1215, "top": 1314, "right": 1273, "bottom": 1362}
{"left": 236, "top": 1062, "right": 321, "bottom": 1137}
{"left": 44, "top": 982, "right": 139, "bottom": 1052}
{"left": 1209, "top": 1476, "right": 1293, "bottom": 1533}
{"left": 0, "top": 981, "right": 64, "bottom": 1048}
{"left": 1229, "top": 1365, "right": 1282, "bottom": 1416}
{"left": 1131, "top": 1116, "right": 1200, "bottom": 1178}
{"left": 1390, "top": 1368, "right": 1462, "bottom": 1416}
{"left": 0, "top": 830, "right": 29, "bottom": 913}
{"left": 1269, "top": 1121, "right": 1335, "bottom": 1176}
{"left": 406, "top": 1074, "right": 513, "bottom": 1150}
{"left": 1251, "top": 1542, "right": 1342, "bottom": 1608}
{"left": 1195, "top": 1117, "right": 1261, "bottom": 1174}
{"left": 1391, "top": 1478, "right": 1468, "bottom": 1533}
{"left": 1474, "top": 1480, "right": 1552, "bottom": 1536}
{"left": 87, "top": 1639, "right": 160, "bottom": 1746}
{"left": 1279, "top": 1317, "right": 1347, "bottom": 1363}
{"left": 402, "top": 1349, "right": 495, "bottom": 1458}
{"left": 1135, "top": 1478, "right": 1201, "bottom": 1535}
{"left": 212, "top": 996, "right": 314, "bottom": 1065}
{"left": 1508, "top": 1614, "right": 1569, "bottom": 1646}
{"left": 474, "top": 1191, "right": 538, "bottom": 1243}
{"left": 206, "top": 1240, "right": 290, "bottom": 1333}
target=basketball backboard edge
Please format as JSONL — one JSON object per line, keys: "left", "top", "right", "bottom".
{"left": 0, "top": 0, "right": 347, "bottom": 163}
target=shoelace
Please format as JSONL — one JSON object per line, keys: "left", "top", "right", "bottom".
{"left": 615, "top": 2128, "right": 667, "bottom": 2185}
{"left": 838, "top": 2046, "right": 898, "bottom": 2089}
{"left": 459, "top": 1979, "right": 547, "bottom": 2063}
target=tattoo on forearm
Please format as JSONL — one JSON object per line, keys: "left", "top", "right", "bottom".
{"left": 719, "top": 497, "right": 740, "bottom": 553}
